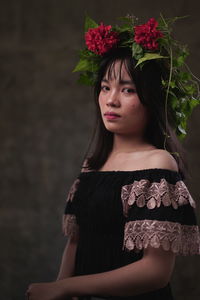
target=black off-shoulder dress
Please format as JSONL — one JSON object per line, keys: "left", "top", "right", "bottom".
{"left": 62, "top": 168, "right": 200, "bottom": 300}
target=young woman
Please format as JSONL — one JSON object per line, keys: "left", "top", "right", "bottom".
{"left": 26, "top": 16, "right": 200, "bottom": 300}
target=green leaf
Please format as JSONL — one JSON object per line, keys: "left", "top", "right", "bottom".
{"left": 73, "top": 59, "right": 90, "bottom": 72}
{"left": 175, "top": 55, "right": 186, "bottom": 67}
{"left": 121, "top": 39, "right": 133, "bottom": 46}
{"left": 73, "top": 58, "right": 99, "bottom": 73}
{"left": 169, "top": 81, "right": 176, "bottom": 88}
{"left": 115, "top": 24, "right": 131, "bottom": 33}
{"left": 118, "top": 15, "right": 137, "bottom": 27}
{"left": 78, "top": 72, "right": 94, "bottom": 85}
{"left": 179, "top": 72, "right": 191, "bottom": 81}
{"left": 136, "top": 53, "right": 167, "bottom": 67}
{"left": 131, "top": 42, "right": 143, "bottom": 60}
{"left": 133, "top": 43, "right": 143, "bottom": 54}
{"left": 170, "top": 95, "right": 179, "bottom": 110}
{"left": 178, "top": 124, "right": 187, "bottom": 135}
{"left": 184, "top": 84, "right": 196, "bottom": 95}
{"left": 84, "top": 15, "right": 98, "bottom": 32}
{"left": 176, "top": 111, "right": 184, "bottom": 119}
{"left": 189, "top": 97, "right": 200, "bottom": 110}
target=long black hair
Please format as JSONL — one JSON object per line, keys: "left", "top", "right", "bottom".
{"left": 84, "top": 47, "right": 187, "bottom": 177}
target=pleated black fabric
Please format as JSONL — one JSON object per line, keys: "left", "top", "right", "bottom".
{"left": 63, "top": 168, "right": 199, "bottom": 300}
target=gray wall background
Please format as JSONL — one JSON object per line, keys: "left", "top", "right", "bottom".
{"left": 1, "top": 0, "right": 200, "bottom": 299}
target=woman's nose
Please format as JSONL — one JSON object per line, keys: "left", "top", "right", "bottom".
{"left": 106, "top": 91, "right": 120, "bottom": 107}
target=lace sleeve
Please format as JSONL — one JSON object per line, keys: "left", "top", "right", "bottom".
{"left": 62, "top": 214, "right": 79, "bottom": 240}
{"left": 62, "top": 158, "right": 90, "bottom": 238}
{"left": 62, "top": 178, "right": 80, "bottom": 239}
{"left": 121, "top": 176, "right": 200, "bottom": 255}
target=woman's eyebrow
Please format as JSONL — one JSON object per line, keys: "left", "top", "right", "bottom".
{"left": 102, "top": 78, "right": 134, "bottom": 85}
{"left": 101, "top": 78, "right": 109, "bottom": 83}
{"left": 119, "top": 79, "right": 134, "bottom": 85}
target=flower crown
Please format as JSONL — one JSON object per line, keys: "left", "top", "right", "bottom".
{"left": 73, "top": 14, "right": 200, "bottom": 140}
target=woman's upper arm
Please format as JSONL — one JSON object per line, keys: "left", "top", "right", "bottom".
{"left": 143, "top": 246, "right": 176, "bottom": 286}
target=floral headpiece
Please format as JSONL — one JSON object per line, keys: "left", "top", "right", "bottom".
{"left": 73, "top": 15, "right": 200, "bottom": 140}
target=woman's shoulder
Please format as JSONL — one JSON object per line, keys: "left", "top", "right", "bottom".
{"left": 145, "top": 149, "right": 178, "bottom": 172}
{"left": 79, "top": 149, "right": 179, "bottom": 174}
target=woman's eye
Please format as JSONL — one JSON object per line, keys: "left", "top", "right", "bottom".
{"left": 123, "top": 88, "right": 136, "bottom": 94}
{"left": 101, "top": 85, "right": 110, "bottom": 92}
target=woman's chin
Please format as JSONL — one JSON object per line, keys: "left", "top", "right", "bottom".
{"left": 104, "top": 125, "right": 121, "bottom": 134}
{"left": 104, "top": 126, "right": 128, "bottom": 136}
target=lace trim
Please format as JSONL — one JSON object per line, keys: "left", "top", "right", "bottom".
{"left": 66, "top": 179, "right": 80, "bottom": 202}
{"left": 123, "top": 219, "right": 200, "bottom": 255}
{"left": 62, "top": 214, "right": 79, "bottom": 239}
{"left": 121, "top": 178, "right": 195, "bottom": 216}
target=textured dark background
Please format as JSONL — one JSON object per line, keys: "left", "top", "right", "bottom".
{"left": 1, "top": 0, "right": 200, "bottom": 299}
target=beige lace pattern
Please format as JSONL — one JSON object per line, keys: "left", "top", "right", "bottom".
{"left": 63, "top": 179, "right": 80, "bottom": 238}
{"left": 121, "top": 178, "right": 196, "bottom": 216}
{"left": 123, "top": 219, "right": 200, "bottom": 255}
{"left": 66, "top": 179, "right": 80, "bottom": 203}
{"left": 62, "top": 214, "right": 79, "bottom": 240}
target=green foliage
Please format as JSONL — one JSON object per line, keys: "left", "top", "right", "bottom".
{"left": 73, "top": 48, "right": 101, "bottom": 85}
{"left": 72, "top": 14, "right": 200, "bottom": 140}
{"left": 117, "top": 15, "right": 137, "bottom": 30}
{"left": 132, "top": 42, "right": 143, "bottom": 60}
{"left": 154, "top": 13, "right": 200, "bottom": 139}
{"left": 73, "top": 58, "right": 99, "bottom": 73}
{"left": 84, "top": 15, "right": 98, "bottom": 32}
{"left": 78, "top": 72, "right": 96, "bottom": 85}
{"left": 136, "top": 53, "right": 166, "bottom": 67}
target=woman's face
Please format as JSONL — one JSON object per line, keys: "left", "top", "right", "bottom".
{"left": 98, "top": 60, "right": 149, "bottom": 138}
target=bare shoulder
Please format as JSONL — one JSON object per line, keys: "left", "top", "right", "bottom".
{"left": 147, "top": 149, "right": 178, "bottom": 172}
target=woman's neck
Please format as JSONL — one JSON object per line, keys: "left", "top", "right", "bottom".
{"left": 112, "top": 133, "right": 151, "bottom": 154}
{"left": 98, "top": 134, "right": 157, "bottom": 172}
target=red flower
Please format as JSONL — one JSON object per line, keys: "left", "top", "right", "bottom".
{"left": 85, "top": 23, "right": 119, "bottom": 55}
{"left": 134, "top": 18, "right": 163, "bottom": 50}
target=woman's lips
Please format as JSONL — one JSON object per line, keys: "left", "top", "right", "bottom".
{"left": 104, "top": 112, "right": 121, "bottom": 120}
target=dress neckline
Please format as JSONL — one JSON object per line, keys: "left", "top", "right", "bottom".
{"left": 81, "top": 167, "right": 180, "bottom": 175}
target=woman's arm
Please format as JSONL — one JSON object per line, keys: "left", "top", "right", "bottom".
{"left": 56, "top": 235, "right": 78, "bottom": 280}
{"left": 28, "top": 246, "right": 175, "bottom": 300}
{"left": 58, "top": 246, "right": 175, "bottom": 297}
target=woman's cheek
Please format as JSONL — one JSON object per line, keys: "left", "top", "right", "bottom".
{"left": 98, "top": 98, "right": 104, "bottom": 114}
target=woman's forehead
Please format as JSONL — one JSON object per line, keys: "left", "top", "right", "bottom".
{"left": 103, "top": 60, "right": 132, "bottom": 81}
